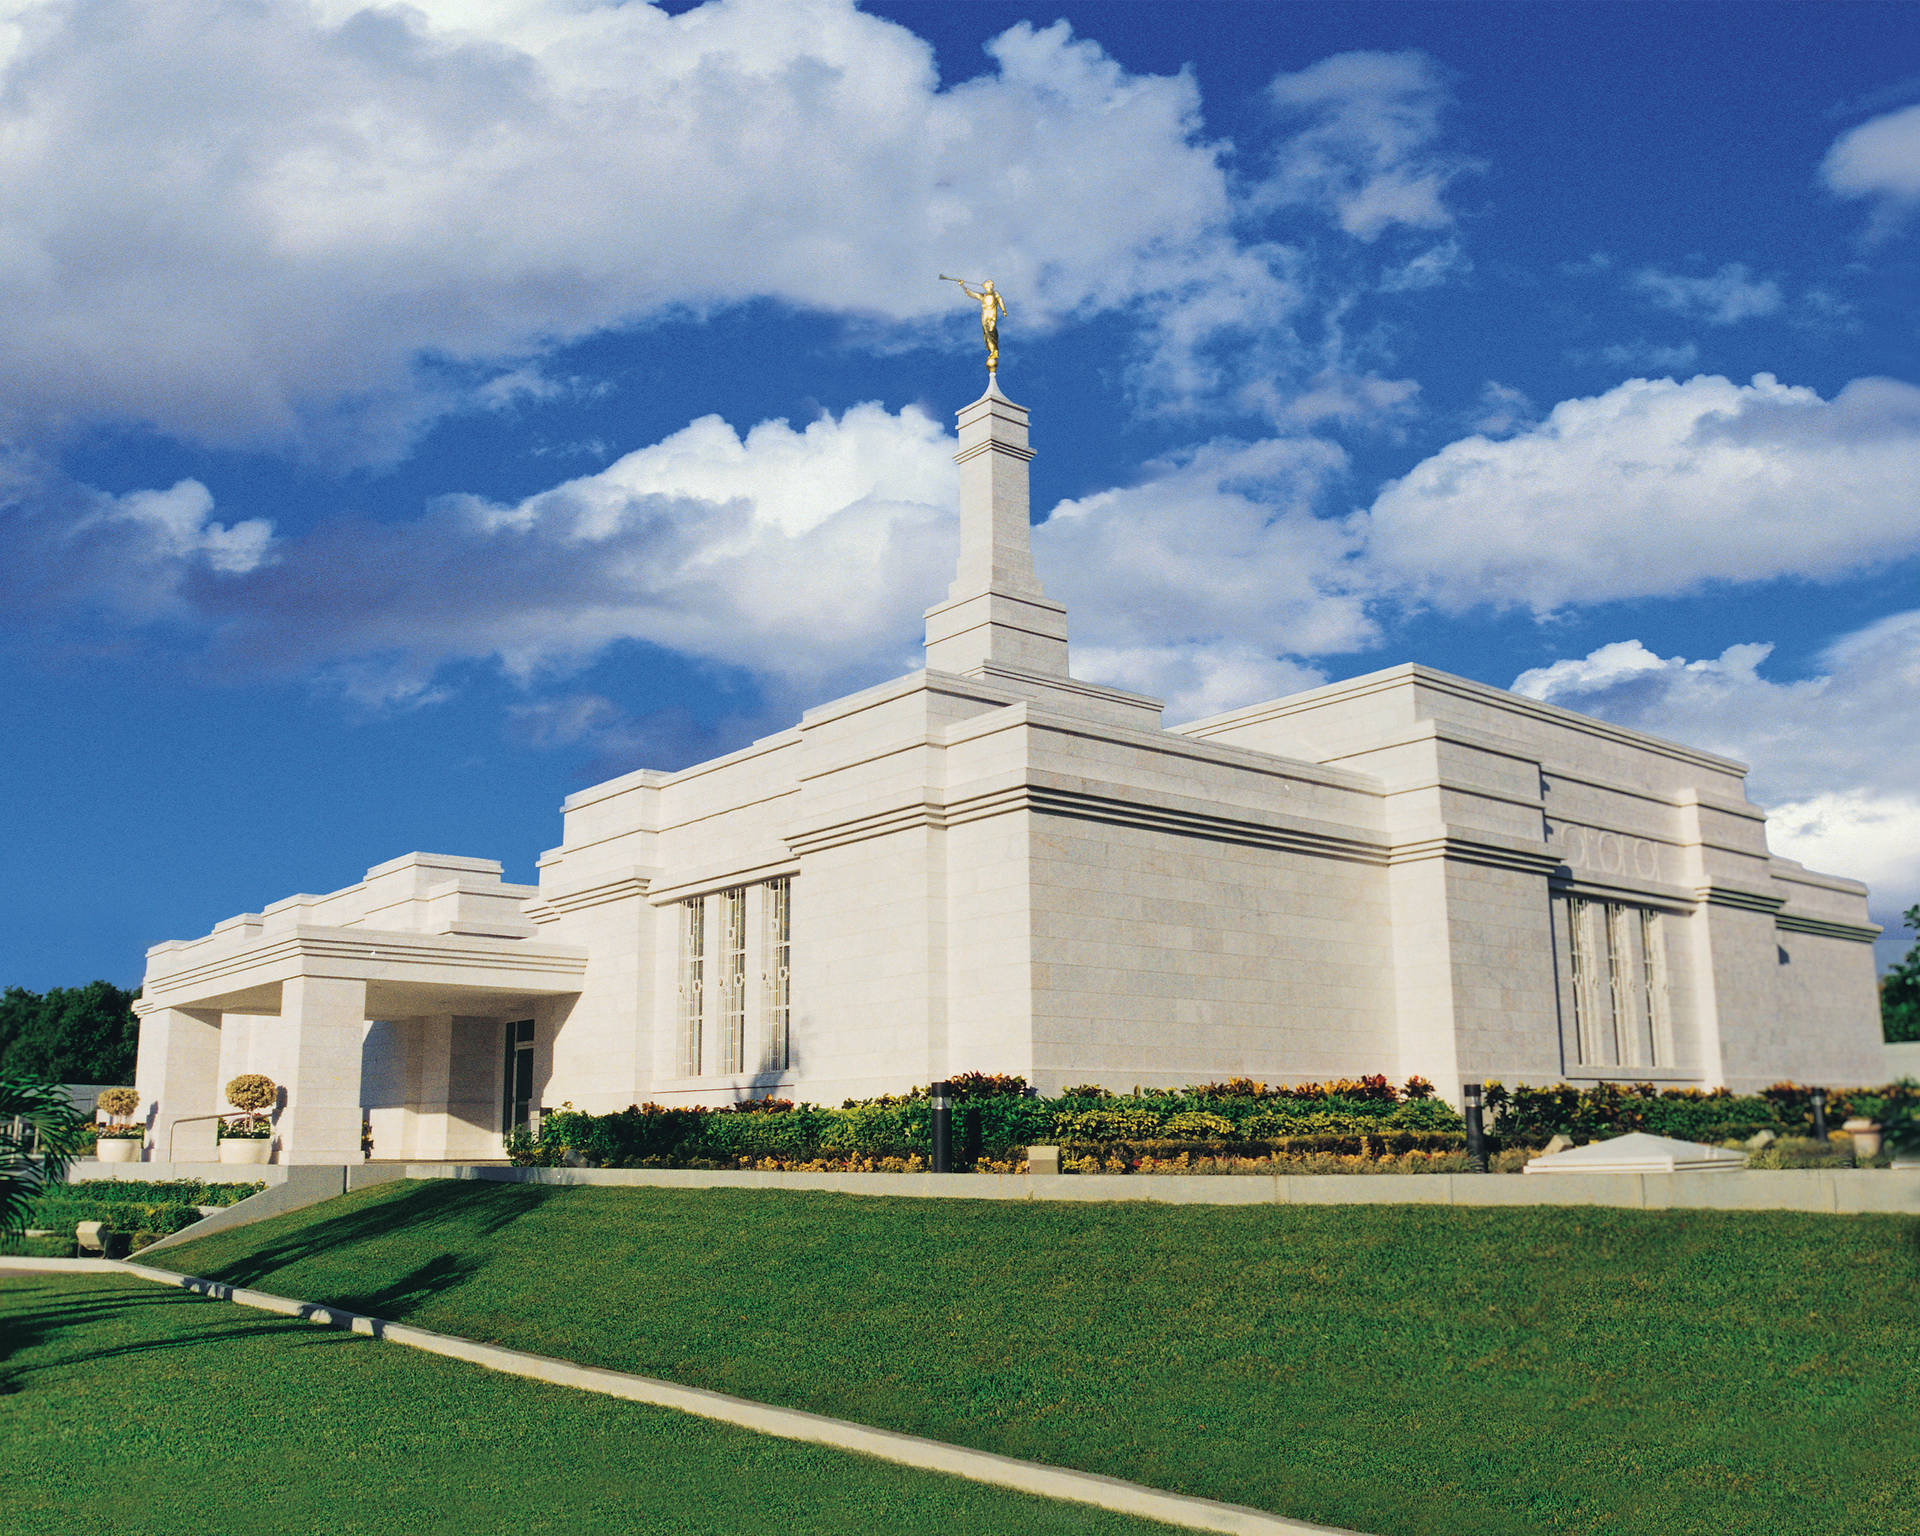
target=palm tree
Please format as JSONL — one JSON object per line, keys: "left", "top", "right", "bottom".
{"left": 0, "top": 1075, "right": 85, "bottom": 1236}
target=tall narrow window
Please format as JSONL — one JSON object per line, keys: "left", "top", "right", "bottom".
{"left": 501, "top": 1019, "right": 534, "bottom": 1135}
{"left": 678, "top": 898, "right": 705, "bottom": 1077}
{"left": 762, "top": 876, "right": 791, "bottom": 1072}
{"left": 1568, "top": 897, "right": 1606, "bottom": 1065}
{"left": 1641, "top": 908, "right": 1673, "bottom": 1068}
{"left": 1606, "top": 902, "right": 1639, "bottom": 1066}
{"left": 1563, "top": 896, "right": 1677, "bottom": 1071}
{"left": 719, "top": 887, "right": 747, "bottom": 1074}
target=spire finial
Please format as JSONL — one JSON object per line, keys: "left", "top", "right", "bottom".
{"left": 940, "top": 274, "right": 1007, "bottom": 375}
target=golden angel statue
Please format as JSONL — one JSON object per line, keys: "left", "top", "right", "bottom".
{"left": 941, "top": 275, "right": 1007, "bottom": 372}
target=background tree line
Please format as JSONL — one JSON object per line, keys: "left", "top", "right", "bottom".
{"left": 1884, "top": 904, "right": 1920, "bottom": 1044}
{"left": 0, "top": 982, "right": 139, "bottom": 1083}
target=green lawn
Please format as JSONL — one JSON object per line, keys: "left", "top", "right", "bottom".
{"left": 149, "top": 1181, "right": 1920, "bottom": 1536}
{"left": 0, "top": 1272, "right": 1185, "bottom": 1536}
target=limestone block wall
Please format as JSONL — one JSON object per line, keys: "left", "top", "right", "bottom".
{"left": 943, "top": 811, "right": 1033, "bottom": 1082}
{"left": 1025, "top": 813, "right": 1395, "bottom": 1093}
{"left": 964, "top": 697, "right": 1396, "bottom": 1094}
{"left": 1421, "top": 857, "right": 1563, "bottom": 1092}
{"left": 534, "top": 893, "right": 650, "bottom": 1115}
{"left": 1767, "top": 861, "right": 1887, "bottom": 1087}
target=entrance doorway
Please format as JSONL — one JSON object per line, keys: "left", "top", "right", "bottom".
{"left": 501, "top": 1019, "right": 534, "bottom": 1138}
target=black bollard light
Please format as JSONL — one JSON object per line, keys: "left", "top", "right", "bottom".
{"left": 931, "top": 1079, "right": 953, "bottom": 1174}
{"left": 1810, "top": 1086, "right": 1828, "bottom": 1143}
{"left": 1463, "top": 1081, "right": 1488, "bottom": 1173}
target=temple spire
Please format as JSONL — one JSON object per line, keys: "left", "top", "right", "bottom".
{"left": 923, "top": 376, "right": 1070, "bottom": 679}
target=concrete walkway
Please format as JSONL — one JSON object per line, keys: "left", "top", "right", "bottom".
{"left": 0, "top": 1256, "right": 1363, "bottom": 1536}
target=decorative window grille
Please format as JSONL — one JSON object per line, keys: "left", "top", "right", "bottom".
{"left": 1641, "top": 908, "right": 1673, "bottom": 1067}
{"left": 719, "top": 887, "right": 747, "bottom": 1075}
{"left": 1568, "top": 897, "right": 1606, "bottom": 1065}
{"left": 678, "top": 898, "right": 705, "bottom": 1077}
{"left": 1565, "top": 896, "right": 1675, "bottom": 1070}
{"left": 762, "top": 877, "right": 791, "bottom": 1073}
{"left": 1606, "top": 901, "right": 1638, "bottom": 1066}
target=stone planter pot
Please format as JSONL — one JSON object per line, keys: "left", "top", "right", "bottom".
{"left": 96, "top": 1136, "right": 141, "bottom": 1163}
{"left": 1842, "top": 1117, "right": 1883, "bottom": 1159}
{"left": 220, "top": 1138, "right": 272, "bottom": 1165}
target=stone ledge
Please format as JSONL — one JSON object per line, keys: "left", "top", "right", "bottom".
{"left": 395, "top": 1163, "right": 1920, "bottom": 1213}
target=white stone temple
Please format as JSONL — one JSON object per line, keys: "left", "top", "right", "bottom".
{"left": 133, "top": 378, "right": 1887, "bottom": 1164}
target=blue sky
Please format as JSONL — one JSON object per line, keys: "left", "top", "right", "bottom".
{"left": 2, "top": 0, "right": 1917, "bottom": 990}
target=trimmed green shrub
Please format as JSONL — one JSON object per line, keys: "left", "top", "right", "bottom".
{"left": 503, "top": 1075, "right": 1913, "bottom": 1173}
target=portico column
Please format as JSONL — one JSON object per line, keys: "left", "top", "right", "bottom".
{"left": 410, "top": 1014, "right": 456, "bottom": 1161}
{"left": 279, "top": 976, "right": 367, "bottom": 1164}
{"left": 135, "top": 1006, "right": 222, "bottom": 1163}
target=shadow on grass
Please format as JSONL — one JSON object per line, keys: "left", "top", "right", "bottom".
{"left": 0, "top": 1279, "right": 340, "bottom": 1394}
{"left": 157, "top": 1179, "right": 559, "bottom": 1315}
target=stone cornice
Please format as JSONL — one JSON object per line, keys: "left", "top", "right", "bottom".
{"left": 785, "top": 775, "right": 1567, "bottom": 879}
{"left": 785, "top": 776, "right": 1391, "bottom": 862}
{"left": 1695, "top": 883, "right": 1787, "bottom": 916}
{"left": 1180, "top": 662, "right": 1749, "bottom": 777}
{"left": 139, "top": 926, "right": 588, "bottom": 1011}
{"left": 1387, "top": 833, "right": 1561, "bottom": 877}
{"left": 524, "top": 870, "right": 656, "bottom": 922}
{"left": 1773, "top": 912, "right": 1881, "bottom": 944}
{"left": 647, "top": 858, "right": 802, "bottom": 907}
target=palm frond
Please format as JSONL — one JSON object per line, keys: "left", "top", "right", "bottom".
{"left": 0, "top": 1075, "right": 89, "bottom": 1236}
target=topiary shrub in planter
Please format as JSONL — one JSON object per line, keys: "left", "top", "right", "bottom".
{"left": 94, "top": 1086, "right": 143, "bottom": 1162}
{"left": 220, "top": 1075, "right": 277, "bottom": 1163}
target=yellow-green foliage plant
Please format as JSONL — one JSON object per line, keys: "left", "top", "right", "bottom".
{"left": 94, "top": 1086, "right": 142, "bottom": 1139}
{"left": 224, "top": 1074, "right": 277, "bottom": 1139}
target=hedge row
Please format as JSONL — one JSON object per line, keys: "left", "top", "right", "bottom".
{"left": 517, "top": 1077, "right": 1462, "bottom": 1169}
{"left": 514, "top": 1073, "right": 1919, "bottom": 1171}
{"left": 1485, "top": 1080, "right": 1920, "bottom": 1144}
{"left": 16, "top": 1180, "right": 264, "bottom": 1249}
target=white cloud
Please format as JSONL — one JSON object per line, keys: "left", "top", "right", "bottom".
{"left": 1379, "top": 237, "right": 1470, "bottom": 292}
{"left": 1361, "top": 373, "right": 1920, "bottom": 614}
{"left": 0, "top": 0, "right": 1291, "bottom": 457}
{"left": 1263, "top": 51, "right": 1475, "bottom": 241}
{"left": 1513, "top": 615, "right": 1920, "bottom": 952}
{"left": 1468, "top": 380, "right": 1535, "bottom": 437}
{"left": 15, "top": 401, "right": 1378, "bottom": 726}
{"left": 1035, "top": 435, "right": 1369, "bottom": 718}
{"left": 1571, "top": 339, "right": 1701, "bottom": 373}
{"left": 1823, "top": 102, "right": 1920, "bottom": 235}
{"left": 1631, "top": 263, "right": 1783, "bottom": 325}
{"left": 0, "top": 464, "right": 273, "bottom": 622}
{"left": 155, "top": 399, "right": 960, "bottom": 703}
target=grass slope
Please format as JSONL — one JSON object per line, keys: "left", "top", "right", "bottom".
{"left": 0, "top": 1273, "right": 1183, "bottom": 1536}
{"left": 155, "top": 1180, "right": 1920, "bottom": 1536}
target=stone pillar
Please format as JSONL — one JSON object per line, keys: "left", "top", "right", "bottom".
{"left": 278, "top": 976, "right": 368, "bottom": 1164}
{"left": 923, "top": 380, "right": 1070, "bottom": 679}
{"left": 135, "top": 1006, "right": 223, "bottom": 1162}
{"left": 410, "top": 1013, "right": 456, "bottom": 1161}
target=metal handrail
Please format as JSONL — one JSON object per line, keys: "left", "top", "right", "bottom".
{"left": 165, "top": 1111, "right": 265, "bottom": 1163}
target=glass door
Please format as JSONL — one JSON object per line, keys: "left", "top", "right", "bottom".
{"left": 501, "top": 1019, "right": 535, "bottom": 1138}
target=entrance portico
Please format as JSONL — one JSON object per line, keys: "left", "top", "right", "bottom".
{"left": 135, "top": 855, "right": 586, "bottom": 1164}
